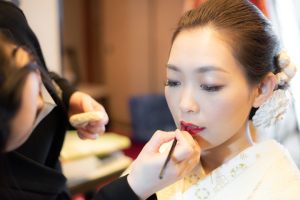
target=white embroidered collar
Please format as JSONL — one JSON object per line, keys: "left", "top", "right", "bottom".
{"left": 157, "top": 140, "right": 279, "bottom": 200}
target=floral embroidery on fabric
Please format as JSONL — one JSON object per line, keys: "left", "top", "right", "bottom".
{"left": 213, "top": 185, "right": 222, "bottom": 192}
{"left": 256, "top": 152, "right": 262, "bottom": 158}
{"left": 195, "top": 188, "right": 210, "bottom": 199}
{"left": 240, "top": 153, "right": 248, "bottom": 159}
{"left": 213, "top": 176, "right": 228, "bottom": 192}
{"left": 188, "top": 174, "right": 201, "bottom": 184}
{"left": 157, "top": 139, "right": 273, "bottom": 200}
{"left": 231, "top": 164, "right": 247, "bottom": 177}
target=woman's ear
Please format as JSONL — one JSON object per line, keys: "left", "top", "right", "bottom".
{"left": 252, "top": 72, "right": 277, "bottom": 108}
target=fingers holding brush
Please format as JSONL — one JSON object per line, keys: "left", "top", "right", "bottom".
{"left": 127, "top": 129, "right": 201, "bottom": 199}
{"left": 176, "top": 138, "right": 201, "bottom": 177}
{"left": 169, "top": 130, "right": 201, "bottom": 177}
{"left": 171, "top": 130, "right": 197, "bottom": 163}
{"left": 127, "top": 130, "right": 177, "bottom": 199}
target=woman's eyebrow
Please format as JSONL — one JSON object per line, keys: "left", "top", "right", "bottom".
{"left": 196, "top": 66, "right": 229, "bottom": 74}
{"left": 166, "top": 64, "right": 181, "bottom": 72}
{"left": 166, "top": 64, "right": 229, "bottom": 74}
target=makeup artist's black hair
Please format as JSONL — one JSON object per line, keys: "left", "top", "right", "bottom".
{"left": 0, "top": 31, "right": 56, "bottom": 198}
{"left": 172, "top": 0, "right": 282, "bottom": 120}
{"left": 0, "top": 2, "right": 60, "bottom": 198}
{"left": 0, "top": 31, "right": 56, "bottom": 152}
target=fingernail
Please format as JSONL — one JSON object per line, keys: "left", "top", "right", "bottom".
{"left": 92, "top": 134, "right": 99, "bottom": 138}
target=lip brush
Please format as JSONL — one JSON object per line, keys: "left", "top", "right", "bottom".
{"left": 159, "top": 138, "right": 178, "bottom": 179}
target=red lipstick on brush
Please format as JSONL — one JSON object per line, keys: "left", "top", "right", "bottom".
{"left": 180, "top": 121, "right": 205, "bottom": 135}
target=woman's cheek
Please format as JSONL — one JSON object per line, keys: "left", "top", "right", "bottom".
{"left": 211, "top": 91, "right": 248, "bottom": 134}
{"left": 165, "top": 88, "right": 181, "bottom": 125}
{"left": 165, "top": 88, "right": 176, "bottom": 108}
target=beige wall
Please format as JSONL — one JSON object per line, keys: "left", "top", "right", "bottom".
{"left": 63, "top": 0, "right": 182, "bottom": 130}
{"left": 155, "top": 1, "right": 182, "bottom": 93}
{"left": 101, "top": 0, "right": 182, "bottom": 127}
{"left": 63, "top": 0, "right": 86, "bottom": 82}
{"left": 101, "top": 0, "right": 150, "bottom": 126}
{"left": 20, "top": 0, "right": 62, "bottom": 75}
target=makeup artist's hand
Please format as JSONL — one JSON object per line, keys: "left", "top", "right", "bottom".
{"left": 127, "top": 129, "right": 201, "bottom": 200}
{"left": 68, "top": 91, "right": 109, "bottom": 139}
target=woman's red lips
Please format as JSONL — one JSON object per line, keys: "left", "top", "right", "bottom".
{"left": 180, "top": 121, "right": 199, "bottom": 127}
{"left": 180, "top": 121, "right": 205, "bottom": 135}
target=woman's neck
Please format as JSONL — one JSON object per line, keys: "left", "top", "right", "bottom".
{"left": 200, "top": 121, "right": 254, "bottom": 174}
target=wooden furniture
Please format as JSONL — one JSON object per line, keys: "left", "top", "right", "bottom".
{"left": 60, "top": 131, "right": 132, "bottom": 197}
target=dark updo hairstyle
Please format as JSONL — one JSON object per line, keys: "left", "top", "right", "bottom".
{"left": 172, "top": 0, "right": 282, "bottom": 120}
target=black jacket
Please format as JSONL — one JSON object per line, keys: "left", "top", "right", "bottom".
{"left": 0, "top": 1, "right": 76, "bottom": 199}
{"left": 95, "top": 175, "right": 157, "bottom": 200}
{"left": 0, "top": 2, "right": 158, "bottom": 200}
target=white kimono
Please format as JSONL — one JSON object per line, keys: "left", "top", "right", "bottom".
{"left": 157, "top": 140, "right": 300, "bottom": 200}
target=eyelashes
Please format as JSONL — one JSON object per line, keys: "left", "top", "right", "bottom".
{"left": 164, "top": 80, "right": 180, "bottom": 87}
{"left": 200, "top": 85, "right": 223, "bottom": 92}
{"left": 164, "top": 80, "right": 223, "bottom": 92}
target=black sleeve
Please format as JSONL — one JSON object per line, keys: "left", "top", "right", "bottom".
{"left": 94, "top": 175, "right": 157, "bottom": 200}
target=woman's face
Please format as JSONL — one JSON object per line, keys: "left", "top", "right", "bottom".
{"left": 5, "top": 46, "right": 44, "bottom": 152}
{"left": 165, "top": 28, "right": 256, "bottom": 151}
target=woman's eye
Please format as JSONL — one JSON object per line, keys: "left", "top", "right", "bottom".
{"left": 201, "top": 85, "right": 223, "bottom": 92}
{"left": 164, "top": 80, "right": 180, "bottom": 87}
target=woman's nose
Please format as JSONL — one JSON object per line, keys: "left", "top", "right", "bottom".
{"left": 179, "top": 89, "right": 200, "bottom": 114}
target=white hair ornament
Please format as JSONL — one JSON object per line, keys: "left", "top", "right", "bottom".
{"left": 252, "top": 49, "right": 297, "bottom": 128}
{"left": 275, "top": 48, "right": 297, "bottom": 86}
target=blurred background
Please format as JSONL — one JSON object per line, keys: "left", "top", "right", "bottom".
{"left": 7, "top": 0, "right": 300, "bottom": 199}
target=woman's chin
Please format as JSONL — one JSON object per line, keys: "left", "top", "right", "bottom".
{"left": 192, "top": 135, "right": 212, "bottom": 150}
